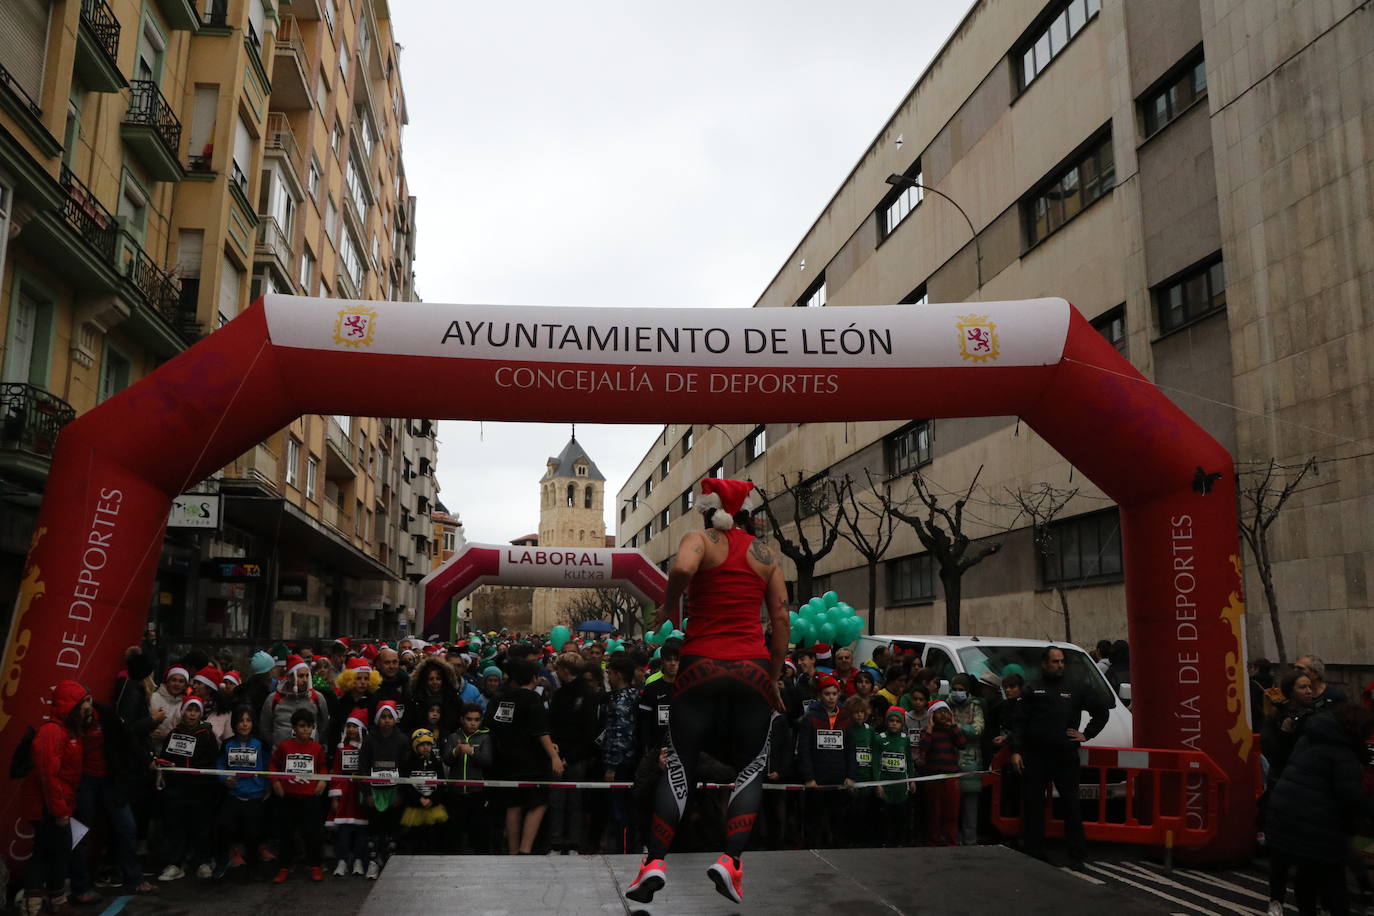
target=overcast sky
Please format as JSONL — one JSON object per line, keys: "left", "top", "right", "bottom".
{"left": 390, "top": 1, "right": 973, "bottom": 544}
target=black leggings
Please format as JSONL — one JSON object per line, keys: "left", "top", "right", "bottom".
{"left": 647, "top": 655, "right": 775, "bottom": 862}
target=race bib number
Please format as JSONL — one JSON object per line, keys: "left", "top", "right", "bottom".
{"left": 285, "top": 753, "right": 314, "bottom": 776}
{"left": 657, "top": 704, "right": 670, "bottom": 726}
{"left": 227, "top": 747, "right": 257, "bottom": 768}
{"left": 494, "top": 701, "right": 515, "bottom": 723}
{"left": 413, "top": 769, "right": 436, "bottom": 796}
{"left": 855, "top": 749, "right": 872, "bottom": 767}
{"left": 816, "top": 729, "right": 843, "bottom": 750}
{"left": 341, "top": 749, "right": 359, "bottom": 772}
{"left": 371, "top": 767, "right": 399, "bottom": 780}
{"left": 881, "top": 751, "right": 906, "bottom": 772}
{"left": 166, "top": 734, "right": 195, "bottom": 757}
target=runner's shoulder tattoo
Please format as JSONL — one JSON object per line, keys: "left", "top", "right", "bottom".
{"left": 750, "top": 540, "right": 773, "bottom": 564}
{"left": 705, "top": 529, "right": 722, "bottom": 544}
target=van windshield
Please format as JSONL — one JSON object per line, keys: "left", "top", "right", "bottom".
{"left": 956, "top": 645, "right": 1116, "bottom": 709}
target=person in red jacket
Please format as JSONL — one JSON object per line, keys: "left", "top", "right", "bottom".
{"left": 269, "top": 708, "right": 328, "bottom": 883}
{"left": 23, "top": 680, "right": 91, "bottom": 916}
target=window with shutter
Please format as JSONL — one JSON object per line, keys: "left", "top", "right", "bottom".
{"left": 0, "top": 0, "right": 52, "bottom": 104}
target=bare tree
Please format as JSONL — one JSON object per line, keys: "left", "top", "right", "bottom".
{"left": 1237, "top": 457, "right": 1318, "bottom": 664}
{"left": 835, "top": 470, "right": 900, "bottom": 632}
{"left": 755, "top": 472, "right": 848, "bottom": 604}
{"left": 1002, "top": 482, "right": 1080, "bottom": 642}
{"left": 889, "top": 466, "right": 1002, "bottom": 636}
{"left": 561, "top": 587, "right": 651, "bottom": 637}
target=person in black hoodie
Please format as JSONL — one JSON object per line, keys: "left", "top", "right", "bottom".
{"left": 548, "top": 653, "right": 599, "bottom": 854}
{"left": 113, "top": 651, "right": 161, "bottom": 848}
{"left": 1265, "top": 704, "right": 1374, "bottom": 916}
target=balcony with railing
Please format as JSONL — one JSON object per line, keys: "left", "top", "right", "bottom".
{"left": 264, "top": 112, "right": 301, "bottom": 171}
{"left": 224, "top": 442, "right": 280, "bottom": 493}
{"left": 325, "top": 419, "right": 356, "bottom": 480}
{"left": 118, "top": 234, "right": 201, "bottom": 352}
{"left": 59, "top": 166, "right": 119, "bottom": 262}
{"left": 272, "top": 16, "right": 312, "bottom": 109}
{"left": 121, "top": 81, "right": 185, "bottom": 181}
{"left": 76, "top": 0, "right": 126, "bottom": 92}
{"left": 255, "top": 215, "right": 292, "bottom": 275}
{"left": 0, "top": 63, "right": 56, "bottom": 156}
{"left": 1, "top": 384, "right": 77, "bottom": 479}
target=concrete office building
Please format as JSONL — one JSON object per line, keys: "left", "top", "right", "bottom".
{"left": 617, "top": 0, "right": 1373, "bottom": 673}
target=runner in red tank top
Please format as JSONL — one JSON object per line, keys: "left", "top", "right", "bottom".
{"left": 626, "top": 478, "right": 789, "bottom": 907}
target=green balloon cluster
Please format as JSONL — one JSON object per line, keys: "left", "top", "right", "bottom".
{"left": 645, "top": 619, "right": 685, "bottom": 646}
{"left": 550, "top": 625, "right": 572, "bottom": 651}
{"left": 789, "top": 590, "right": 865, "bottom": 648}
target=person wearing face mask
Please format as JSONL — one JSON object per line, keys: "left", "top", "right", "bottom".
{"left": 946, "top": 673, "right": 985, "bottom": 845}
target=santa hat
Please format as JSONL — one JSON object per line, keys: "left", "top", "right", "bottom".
{"left": 284, "top": 654, "right": 309, "bottom": 676}
{"left": 782, "top": 659, "right": 797, "bottom": 673}
{"left": 346, "top": 657, "right": 373, "bottom": 676}
{"left": 927, "top": 700, "right": 951, "bottom": 717}
{"left": 400, "top": 648, "right": 416, "bottom": 659}
{"left": 345, "top": 707, "right": 370, "bottom": 732}
{"left": 811, "top": 643, "right": 833, "bottom": 663}
{"left": 192, "top": 665, "right": 223, "bottom": 691}
{"left": 360, "top": 643, "right": 380, "bottom": 662}
{"left": 885, "top": 705, "right": 908, "bottom": 722}
{"left": 222, "top": 670, "right": 242, "bottom": 689}
{"left": 332, "top": 636, "right": 352, "bottom": 652}
{"left": 374, "top": 700, "right": 399, "bottom": 723}
{"left": 697, "top": 478, "right": 755, "bottom": 530}
{"left": 165, "top": 665, "right": 189, "bottom": 683}
{"left": 816, "top": 675, "right": 840, "bottom": 692}
{"left": 181, "top": 696, "right": 205, "bottom": 714}
{"left": 423, "top": 645, "right": 441, "bottom": 656}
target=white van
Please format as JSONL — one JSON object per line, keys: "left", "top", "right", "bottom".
{"left": 854, "top": 634, "right": 1132, "bottom": 748}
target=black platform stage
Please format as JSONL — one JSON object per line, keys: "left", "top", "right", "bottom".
{"left": 361, "top": 846, "right": 1172, "bottom": 915}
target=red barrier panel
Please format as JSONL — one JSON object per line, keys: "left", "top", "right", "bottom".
{"left": 987, "top": 745, "right": 1230, "bottom": 850}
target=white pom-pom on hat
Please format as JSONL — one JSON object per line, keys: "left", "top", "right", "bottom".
{"left": 698, "top": 478, "right": 755, "bottom": 530}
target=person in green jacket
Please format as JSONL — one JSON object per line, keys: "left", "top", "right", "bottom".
{"left": 875, "top": 705, "right": 913, "bottom": 847}
{"left": 442, "top": 703, "right": 493, "bottom": 853}
{"left": 844, "top": 695, "right": 878, "bottom": 845}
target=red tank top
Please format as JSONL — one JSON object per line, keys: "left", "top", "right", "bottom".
{"left": 683, "top": 528, "right": 767, "bottom": 660}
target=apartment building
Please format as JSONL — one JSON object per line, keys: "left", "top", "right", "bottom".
{"left": 618, "top": 0, "right": 1373, "bottom": 671}
{"left": 0, "top": 0, "right": 435, "bottom": 643}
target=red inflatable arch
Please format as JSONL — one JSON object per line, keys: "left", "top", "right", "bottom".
{"left": 0, "top": 295, "right": 1255, "bottom": 861}
{"left": 419, "top": 542, "right": 667, "bottom": 635}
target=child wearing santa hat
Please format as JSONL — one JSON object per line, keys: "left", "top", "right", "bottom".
{"left": 156, "top": 696, "right": 220, "bottom": 881}
{"left": 920, "top": 699, "right": 966, "bottom": 847}
{"left": 327, "top": 708, "right": 370, "bottom": 876}
{"left": 358, "top": 700, "right": 408, "bottom": 879}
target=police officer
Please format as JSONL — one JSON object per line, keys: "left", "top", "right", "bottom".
{"left": 1009, "top": 645, "right": 1109, "bottom": 866}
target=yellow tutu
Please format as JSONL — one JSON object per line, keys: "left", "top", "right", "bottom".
{"left": 400, "top": 804, "right": 449, "bottom": 827}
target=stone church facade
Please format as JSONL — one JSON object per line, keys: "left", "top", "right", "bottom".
{"left": 531, "top": 437, "right": 608, "bottom": 632}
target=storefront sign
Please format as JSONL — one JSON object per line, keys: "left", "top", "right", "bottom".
{"left": 202, "top": 557, "right": 266, "bottom": 582}
{"left": 168, "top": 493, "right": 222, "bottom": 529}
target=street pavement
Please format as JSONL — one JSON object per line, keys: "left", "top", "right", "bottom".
{"left": 65, "top": 846, "right": 1352, "bottom": 915}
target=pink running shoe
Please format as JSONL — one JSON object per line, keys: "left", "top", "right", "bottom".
{"left": 707, "top": 853, "right": 743, "bottom": 903}
{"left": 625, "top": 857, "right": 666, "bottom": 904}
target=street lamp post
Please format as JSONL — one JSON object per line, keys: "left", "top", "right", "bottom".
{"left": 885, "top": 173, "right": 983, "bottom": 296}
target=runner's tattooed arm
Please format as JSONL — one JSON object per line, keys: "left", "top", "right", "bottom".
{"left": 652, "top": 530, "right": 706, "bottom": 629}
